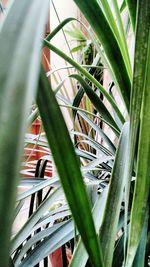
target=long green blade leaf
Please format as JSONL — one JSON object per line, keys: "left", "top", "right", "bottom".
{"left": 0, "top": 1, "right": 49, "bottom": 266}
{"left": 37, "top": 67, "right": 104, "bottom": 267}
{"left": 98, "top": 0, "right": 131, "bottom": 79}
{"left": 125, "top": 25, "right": 150, "bottom": 267}
{"left": 100, "top": 122, "right": 129, "bottom": 267}
{"left": 124, "top": 0, "right": 150, "bottom": 254}
{"left": 70, "top": 188, "right": 108, "bottom": 267}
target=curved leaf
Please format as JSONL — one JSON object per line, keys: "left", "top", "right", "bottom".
{"left": 43, "top": 39, "right": 125, "bottom": 124}
{"left": 18, "top": 220, "right": 74, "bottom": 267}
{"left": 78, "top": 111, "right": 116, "bottom": 154}
{"left": 11, "top": 188, "right": 63, "bottom": 253}
{"left": 14, "top": 221, "right": 68, "bottom": 266}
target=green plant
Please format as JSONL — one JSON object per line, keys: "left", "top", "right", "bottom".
{"left": 0, "top": 0, "right": 150, "bottom": 267}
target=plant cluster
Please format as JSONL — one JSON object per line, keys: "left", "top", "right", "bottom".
{"left": 0, "top": 0, "right": 149, "bottom": 267}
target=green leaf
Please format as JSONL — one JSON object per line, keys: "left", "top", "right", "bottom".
{"left": 120, "top": 0, "right": 126, "bottom": 12}
{"left": 124, "top": 0, "right": 150, "bottom": 255}
{"left": 33, "top": 210, "right": 71, "bottom": 232}
{"left": 125, "top": 21, "right": 150, "bottom": 266}
{"left": 72, "top": 87, "right": 84, "bottom": 119}
{"left": 0, "top": 0, "right": 49, "bottom": 266}
{"left": 27, "top": 108, "right": 39, "bottom": 128}
{"left": 99, "top": 122, "right": 129, "bottom": 267}
{"left": 57, "top": 90, "right": 120, "bottom": 137}
{"left": 58, "top": 102, "right": 120, "bottom": 136}
{"left": 78, "top": 111, "right": 116, "bottom": 154}
{"left": 43, "top": 39, "right": 125, "bottom": 125}
{"left": 73, "top": 0, "right": 131, "bottom": 111}
{"left": 72, "top": 53, "right": 103, "bottom": 119}
{"left": 132, "top": 208, "right": 148, "bottom": 267}
{"left": 72, "top": 131, "right": 113, "bottom": 156}
{"left": 112, "top": 234, "right": 125, "bottom": 267}
{"left": 70, "top": 188, "right": 108, "bottom": 267}
{"left": 71, "top": 44, "right": 85, "bottom": 53}
{"left": 36, "top": 67, "right": 104, "bottom": 267}
{"left": 98, "top": 0, "right": 131, "bottom": 79}
{"left": 17, "top": 177, "right": 59, "bottom": 201}
{"left": 111, "top": 0, "right": 131, "bottom": 77}
{"left": 65, "top": 26, "right": 86, "bottom": 41}
{"left": 125, "top": 0, "right": 137, "bottom": 31}
{"left": 70, "top": 74, "right": 120, "bottom": 136}
{"left": 14, "top": 200, "right": 25, "bottom": 219}
{"left": 82, "top": 156, "right": 113, "bottom": 172}
{"left": 46, "top": 17, "right": 76, "bottom": 42}
{"left": 54, "top": 73, "right": 120, "bottom": 135}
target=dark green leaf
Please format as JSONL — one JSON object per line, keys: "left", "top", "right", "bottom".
{"left": 125, "top": 23, "right": 150, "bottom": 266}
{"left": 124, "top": 0, "right": 150, "bottom": 257}
{"left": 125, "top": 0, "right": 137, "bottom": 31}
{"left": 37, "top": 67, "right": 104, "bottom": 267}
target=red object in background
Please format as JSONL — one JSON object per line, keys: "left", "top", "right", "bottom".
{"left": 49, "top": 248, "right": 63, "bottom": 267}
{"left": 1, "top": 0, "right": 8, "bottom": 4}
{"left": 25, "top": 118, "right": 42, "bottom": 161}
{"left": 49, "top": 247, "right": 72, "bottom": 267}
